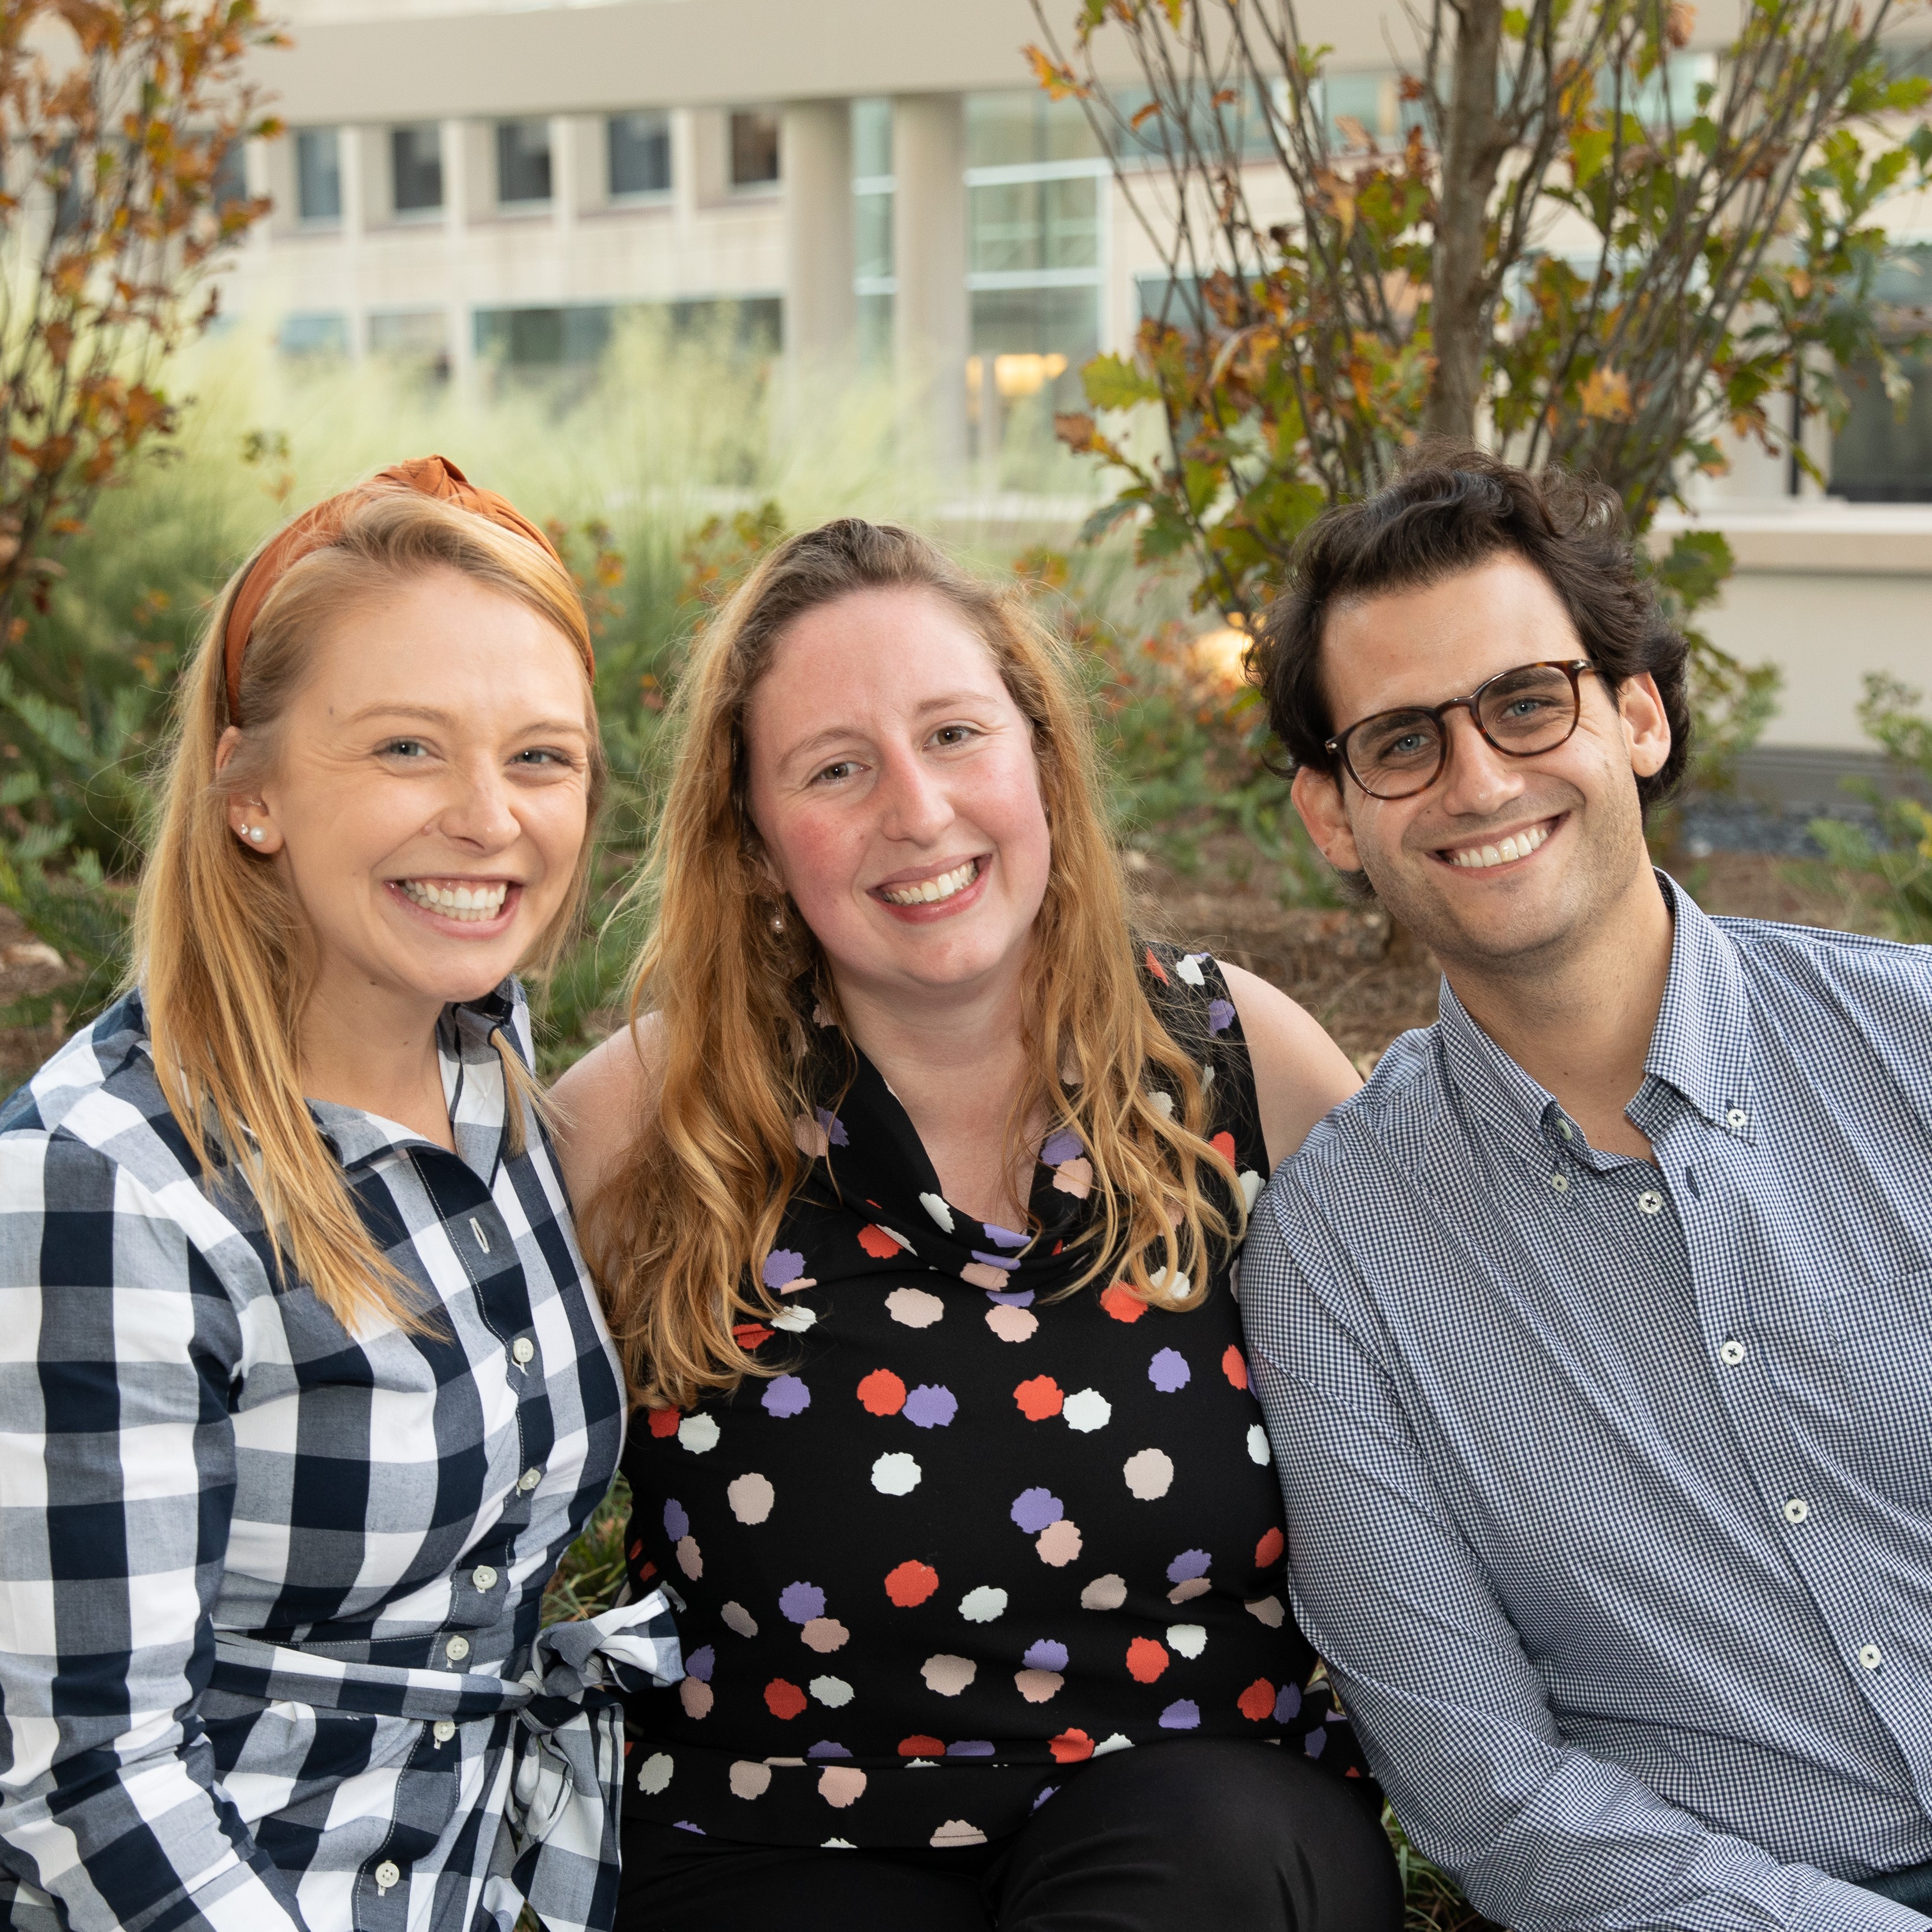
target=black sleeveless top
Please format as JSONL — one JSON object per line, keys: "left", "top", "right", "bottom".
{"left": 617, "top": 946, "right": 1369, "bottom": 1848}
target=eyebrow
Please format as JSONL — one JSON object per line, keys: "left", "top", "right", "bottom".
{"left": 343, "top": 703, "right": 589, "bottom": 736}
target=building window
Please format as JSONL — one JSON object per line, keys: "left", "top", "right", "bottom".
{"left": 496, "top": 119, "right": 552, "bottom": 206}
{"left": 295, "top": 128, "right": 342, "bottom": 224}
{"left": 391, "top": 124, "right": 443, "bottom": 215}
{"left": 609, "top": 110, "right": 672, "bottom": 198}
{"left": 369, "top": 309, "right": 450, "bottom": 375}
{"left": 280, "top": 312, "right": 349, "bottom": 357}
{"left": 475, "top": 303, "right": 617, "bottom": 369}
{"left": 729, "top": 109, "right": 780, "bottom": 188}
{"left": 213, "top": 139, "right": 249, "bottom": 218}
{"left": 1831, "top": 246, "right": 1932, "bottom": 502}
{"left": 853, "top": 98, "right": 894, "bottom": 364}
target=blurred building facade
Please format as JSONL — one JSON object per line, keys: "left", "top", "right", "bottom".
{"left": 237, "top": 0, "right": 1932, "bottom": 777}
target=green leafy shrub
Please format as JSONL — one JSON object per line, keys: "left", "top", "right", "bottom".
{"left": 1808, "top": 673, "right": 1932, "bottom": 937}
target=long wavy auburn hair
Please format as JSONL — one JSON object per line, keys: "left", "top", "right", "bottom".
{"left": 134, "top": 488, "right": 603, "bottom": 1334}
{"left": 583, "top": 518, "right": 1243, "bottom": 1410}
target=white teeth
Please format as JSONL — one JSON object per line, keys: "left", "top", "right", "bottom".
{"left": 1448, "top": 824, "right": 1549, "bottom": 870}
{"left": 881, "top": 860, "right": 978, "bottom": 907}
{"left": 397, "top": 880, "right": 510, "bottom": 921}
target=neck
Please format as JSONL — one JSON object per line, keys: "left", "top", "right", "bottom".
{"left": 831, "top": 955, "right": 1034, "bottom": 1225}
{"left": 1442, "top": 865, "right": 1674, "bottom": 1160}
{"left": 298, "top": 969, "right": 454, "bottom": 1151}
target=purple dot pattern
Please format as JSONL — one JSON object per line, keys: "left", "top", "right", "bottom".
{"left": 762, "top": 1249, "right": 806, "bottom": 1291}
{"left": 615, "top": 941, "right": 1366, "bottom": 1847}
{"left": 1148, "top": 1349, "right": 1191, "bottom": 1393}
{"left": 902, "top": 1384, "right": 958, "bottom": 1429}
{"left": 761, "top": 1375, "right": 811, "bottom": 1419}
{"left": 1010, "top": 1488, "right": 1065, "bottom": 1534}
{"left": 779, "top": 1582, "right": 826, "bottom": 1624}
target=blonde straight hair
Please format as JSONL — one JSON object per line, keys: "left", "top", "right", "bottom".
{"left": 134, "top": 488, "right": 602, "bottom": 1333}
{"left": 585, "top": 519, "right": 1240, "bottom": 1410}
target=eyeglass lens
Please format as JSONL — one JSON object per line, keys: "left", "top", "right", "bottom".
{"left": 1347, "top": 663, "right": 1581, "bottom": 798}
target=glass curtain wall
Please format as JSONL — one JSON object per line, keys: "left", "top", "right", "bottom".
{"left": 852, "top": 98, "right": 894, "bottom": 367}
{"left": 965, "top": 92, "right": 1107, "bottom": 488}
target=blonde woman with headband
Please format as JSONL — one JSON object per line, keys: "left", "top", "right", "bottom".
{"left": 0, "top": 459, "right": 678, "bottom": 1932}
{"left": 557, "top": 519, "right": 1402, "bottom": 1931}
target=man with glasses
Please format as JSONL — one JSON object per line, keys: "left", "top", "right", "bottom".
{"left": 1240, "top": 446, "right": 1932, "bottom": 1931}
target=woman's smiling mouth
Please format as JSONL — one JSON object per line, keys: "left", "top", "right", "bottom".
{"left": 876, "top": 858, "right": 983, "bottom": 907}
{"left": 392, "top": 877, "right": 517, "bottom": 924}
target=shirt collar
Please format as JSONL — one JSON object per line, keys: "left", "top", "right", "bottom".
{"left": 309, "top": 981, "right": 522, "bottom": 1181}
{"left": 1434, "top": 871, "right": 1757, "bottom": 1158}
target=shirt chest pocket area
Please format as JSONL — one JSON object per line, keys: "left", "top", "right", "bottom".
{"left": 1819, "top": 1269, "right": 1932, "bottom": 1505}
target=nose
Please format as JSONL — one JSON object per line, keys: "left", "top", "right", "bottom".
{"left": 430, "top": 758, "right": 521, "bottom": 851}
{"left": 1434, "top": 707, "right": 1529, "bottom": 818}
{"left": 876, "top": 744, "right": 954, "bottom": 844}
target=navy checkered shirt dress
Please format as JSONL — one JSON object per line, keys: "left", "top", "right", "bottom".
{"left": 0, "top": 983, "right": 678, "bottom": 1932}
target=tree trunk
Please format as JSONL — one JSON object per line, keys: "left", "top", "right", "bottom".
{"left": 1426, "top": 0, "right": 1508, "bottom": 440}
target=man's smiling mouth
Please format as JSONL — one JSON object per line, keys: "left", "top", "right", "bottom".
{"left": 394, "top": 878, "right": 512, "bottom": 922}
{"left": 1439, "top": 819, "right": 1554, "bottom": 870}
{"left": 877, "top": 858, "right": 982, "bottom": 907}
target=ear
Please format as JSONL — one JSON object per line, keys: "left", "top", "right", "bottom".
{"left": 216, "top": 726, "right": 285, "bottom": 856}
{"left": 1292, "top": 764, "right": 1362, "bottom": 874}
{"left": 1614, "top": 672, "right": 1671, "bottom": 780}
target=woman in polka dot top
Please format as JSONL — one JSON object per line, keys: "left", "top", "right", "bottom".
{"left": 553, "top": 520, "right": 1401, "bottom": 1931}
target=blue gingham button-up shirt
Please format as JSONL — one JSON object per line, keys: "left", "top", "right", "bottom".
{"left": 0, "top": 985, "right": 678, "bottom": 1932}
{"left": 1243, "top": 878, "right": 1932, "bottom": 1932}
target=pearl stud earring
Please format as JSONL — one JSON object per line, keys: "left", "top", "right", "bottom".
{"left": 239, "top": 824, "right": 265, "bottom": 844}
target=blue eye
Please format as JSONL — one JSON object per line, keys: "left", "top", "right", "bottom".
{"left": 383, "top": 739, "right": 427, "bottom": 759}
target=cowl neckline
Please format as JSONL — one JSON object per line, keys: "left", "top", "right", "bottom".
{"left": 791, "top": 1014, "right": 1103, "bottom": 1304}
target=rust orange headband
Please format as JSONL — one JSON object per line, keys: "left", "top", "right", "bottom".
{"left": 222, "top": 455, "right": 587, "bottom": 722}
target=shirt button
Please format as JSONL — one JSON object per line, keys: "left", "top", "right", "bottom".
{"left": 1548, "top": 1171, "right": 1569, "bottom": 1193}
{"left": 1859, "top": 1644, "right": 1884, "bottom": 1670}
{"left": 446, "top": 1635, "right": 470, "bottom": 1663}
{"left": 1726, "top": 1107, "right": 1749, "bottom": 1131}
{"left": 1559, "top": 1120, "right": 1574, "bottom": 1141}
{"left": 374, "top": 1860, "right": 402, "bottom": 1892}
{"left": 517, "top": 1466, "right": 542, "bottom": 1493}
{"left": 433, "top": 1720, "right": 456, "bottom": 1744}
{"left": 511, "top": 1337, "right": 535, "bottom": 1366}
{"left": 1637, "top": 1189, "right": 1664, "bottom": 1215}
{"left": 472, "top": 1564, "right": 498, "bottom": 1592}
{"left": 1719, "top": 1340, "right": 1747, "bottom": 1366}
{"left": 1783, "top": 1497, "right": 1809, "bottom": 1524}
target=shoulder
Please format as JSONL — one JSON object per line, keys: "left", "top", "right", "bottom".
{"left": 1715, "top": 912, "right": 1932, "bottom": 1008}
{"left": 548, "top": 1011, "right": 666, "bottom": 1205}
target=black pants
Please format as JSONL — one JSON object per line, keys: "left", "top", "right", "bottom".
{"left": 616, "top": 1740, "right": 1403, "bottom": 1931}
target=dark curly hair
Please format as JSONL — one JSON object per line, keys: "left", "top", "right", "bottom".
{"left": 1252, "top": 443, "right": 1692, "bottom": 814}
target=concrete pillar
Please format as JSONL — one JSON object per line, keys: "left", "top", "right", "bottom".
{"left": 336, "top": 127, "right": 365, "bottom": 361}
{"left": 892, "top": 92, "right": 968, "bottom": 475}
{"left": 781, "top": 100, "right": 857, "bottom": 373}
{"left": 442, "top": 120, "right": 476, "bottom": 392}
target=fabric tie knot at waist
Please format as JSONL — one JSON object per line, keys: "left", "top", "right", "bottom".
{"left": 506, "top": 1592, "right": 686, "bottom": 1858}
{"left": 209, "top": 1589, "right": 681, "bottom": 1932}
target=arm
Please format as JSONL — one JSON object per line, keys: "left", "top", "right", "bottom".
{"left": 547, "top": 1012, "right": 665, "bottom": 1208}
{"left": 0, "top": 1137, "right": 307, "bottom": 1932}
{"left": 1217, "top": 960, "right": 1360, "bottom": 1174}
{"left": 1240, "top": 1183, "right": 1930, "bottom": 1932}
